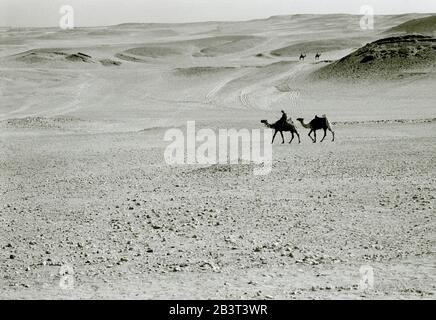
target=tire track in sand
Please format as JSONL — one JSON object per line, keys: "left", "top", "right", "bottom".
{"left": 205, "top": 69, "right": 252, "bottom": 104}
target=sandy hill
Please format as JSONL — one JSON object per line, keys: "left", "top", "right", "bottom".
{"left": 270, "top": 38, "right": 364, "bottom": 57}
{"left": 313, "top": 35, "right": 436, "bottom": 81}
{"left": 1, "top": 13, "right": 435, "bottom": 123}
{"left": 9, "top": 48, "right": 121, "bottom": 67}
{"left": 386, "top": 15, "right": 436, "bottom": 35}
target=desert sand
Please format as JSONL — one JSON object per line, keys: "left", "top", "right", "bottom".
{"left": 0, "top": 14, "right": 435, "bottom": 299}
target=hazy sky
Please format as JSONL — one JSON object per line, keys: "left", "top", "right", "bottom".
{"left": 1, "top": 0, "right": 435, "bottom": 27}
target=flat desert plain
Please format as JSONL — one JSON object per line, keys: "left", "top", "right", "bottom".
{"left": 0, "top": 14, "right": 435, "bottom": 299}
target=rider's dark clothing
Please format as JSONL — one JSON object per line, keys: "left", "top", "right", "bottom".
{"left": 276, "top": 112, "right": 287, "bottom": 126}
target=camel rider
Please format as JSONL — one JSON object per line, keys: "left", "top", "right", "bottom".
{"left": 276, "top": 110, "right": 287, "bottom": 126}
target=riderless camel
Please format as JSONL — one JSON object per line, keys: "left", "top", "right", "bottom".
{"left": 296, "top": 115, "right": 335, "bottom": 143}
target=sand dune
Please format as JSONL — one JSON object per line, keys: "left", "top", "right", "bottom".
{"left": 9, "top": 49, "right": 124, "bottom": 69}
{"left": 118, "top": 35, "right": 264, "bottom": 62}
{"left": 386, "top": 14, "right": 436, "bottom": 35}
{"left": 271, "top": 38, "right": 364, "bottom": 57}
{"left": 173, "top": 66, "right": 236, "bottom": 77}
{"left": 195, "top": 36, "right": 265, "bottom": 57}
{"left": 13, "top": 49, "right": 70, "bottom": 64}
{"left": 124, "top": 46, "right": 183, "bottom": 58}
{"left": 314, "top": 35, "right": 436, "bottom": 81}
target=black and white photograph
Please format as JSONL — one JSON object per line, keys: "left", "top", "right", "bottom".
{"left": 0, "top": 0, "right": 435, "bottom": 301}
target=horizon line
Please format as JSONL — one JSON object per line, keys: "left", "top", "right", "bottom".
{"left": 1, "top": 12, "right": 435, "bottom": 29}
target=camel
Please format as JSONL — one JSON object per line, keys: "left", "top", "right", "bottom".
{"left": 296, "top": 115, "right": 335, "bottom": 143}
{"left": 261, "top": 118, "right": 301, "bottom": 144}
{"left": 299, "top": 53, "right": 306, "bottom": 61}
{"left": 315, "top": 53, "right": 321, "bottom": 60}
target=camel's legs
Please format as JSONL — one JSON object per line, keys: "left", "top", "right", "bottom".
{"left": 329, "top": 129, "right": 335, "bottom": 142}
{"left": 308, "top": 130, "right": 314, "bottom": 142}
{"left": 320, "top": 129, "right": 327, "bottom": 142}
{"left": 296, "top": 131, "right": 301, "bottom": 143}
{"left": 289, "top": 132, "right": 294, "bottom": 144}
{"left": 272, "top": 130, "right": 277, "bottom": 144}
{"left": 313, "top": 130, "right": 317, "bottom": 143}
{"left": 280, "top": 131, "right": 285, "bottom": 144}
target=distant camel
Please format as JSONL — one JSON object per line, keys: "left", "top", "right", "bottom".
{"left": 315, "top": 53, "right": 321, "bottom": 60}
{"left": 299, "top": 53, "right": 306, "bottom": 61}
{"left": 296, "top": 115, "right": 335, "bottom": 143}
{"left": 261, "top": 118, "right": 301, "bottom": 144}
